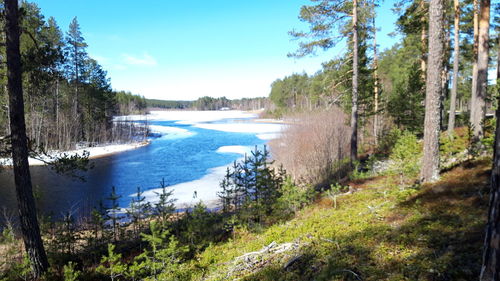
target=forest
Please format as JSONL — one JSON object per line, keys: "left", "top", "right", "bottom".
{"left": 0, "top": 2, "right": 151, "bottom": 151}
{"left": 0, "top": 0, "right": 500, "bottom": 280}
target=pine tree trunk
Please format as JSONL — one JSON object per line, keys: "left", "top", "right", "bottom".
{"left": 470, "top": 0, "right": 480, "bottom": 134}
{"left": 351, "top": 0, "right": 359, "bottom": 163}
{"left": 480, "top": 35, "right": 500, "bottom": 281}
{"left": 473, "top": 0, "right": 490, "bottom": 138}
{"left": 421, "top": 0, "right": 444, "bottom": 182}
{"left": 420, "top": 0, "right": 427, "bottom": 79}
{"left": 4, "top": 0, "right": 49, "bottom": 277}
{"left": 447, "top": 0, "right": 460, "bottom": 134}
{"left": 373, "top": 14, "right": 379, "bottom": 145}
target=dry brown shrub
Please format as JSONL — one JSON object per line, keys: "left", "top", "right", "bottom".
{"left": 269, "top": 107, "right": 351, "bottom": 186}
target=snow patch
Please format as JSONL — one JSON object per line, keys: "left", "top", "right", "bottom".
{"left": 115, "top": 110, "right": 257, "bottom": 123}
{"left": 216, "top": 145, "right": 252, "bottom": 155}
{"left": 148, "top": 125, "right": 195, "bottom": 139}
{"left": 193, "top": 122, "right": 284, "bottom": 134}
{"left": 0, "top": 142, "right": 148, "bottom": 166}
{"left": 141, "top": 165, "right": 229, "bottom": 208}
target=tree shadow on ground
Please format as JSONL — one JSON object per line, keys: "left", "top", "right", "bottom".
{"left": 242, "top": 159, "right": 490, "bottom": 281}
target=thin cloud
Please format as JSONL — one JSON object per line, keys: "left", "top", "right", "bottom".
{"left": 123, "top": 52, "right": 157, "bottom": 66}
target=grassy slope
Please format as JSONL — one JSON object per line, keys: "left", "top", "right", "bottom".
{"left": 189, "top": 159, "right": 490, "bottom": 281}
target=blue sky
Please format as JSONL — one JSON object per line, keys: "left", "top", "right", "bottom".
{"left": 34, "top": 0, "right": 400, "bottom": 100}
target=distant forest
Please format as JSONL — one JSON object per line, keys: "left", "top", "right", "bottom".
{"left": 0, "top": 2, "right": 149, "bottom": 150}
{"left": 138, "top": 96, "right": 270, "bottom": 111}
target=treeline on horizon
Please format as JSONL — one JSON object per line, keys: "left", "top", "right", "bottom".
{"left": 140, "top": 96, "right": 270, "bottom": 111}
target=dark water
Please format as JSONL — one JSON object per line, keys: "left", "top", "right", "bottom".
{"left": 0, "top": 119, "right": 265, "bottom": 222}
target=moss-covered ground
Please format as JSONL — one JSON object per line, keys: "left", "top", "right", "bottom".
{"left": 188, "top": 158, "right": 490, "bottom": 280}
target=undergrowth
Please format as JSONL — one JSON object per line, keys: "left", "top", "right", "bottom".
{"left": 189, "top": 158, "right": 490, "bottom": 281}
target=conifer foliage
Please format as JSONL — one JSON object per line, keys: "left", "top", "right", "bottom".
{"left": 218, "top": 146, "right": 286, "bottom": 223}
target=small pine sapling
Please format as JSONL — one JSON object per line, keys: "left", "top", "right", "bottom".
{"left": 96, "top": 244, "right": 127, "bottom": 281}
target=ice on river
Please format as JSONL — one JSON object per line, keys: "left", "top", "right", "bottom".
{"left": 140, "top": 145, "right": 254, "bottom": 209}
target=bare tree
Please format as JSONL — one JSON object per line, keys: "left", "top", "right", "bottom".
{"left": 4, "top": 0, "right": 49, "bottom": 277}
{"left": 447, "top": 0, "right": 460, "bottom": 134}
{"left": 420, "top": 0, "right": 444, "bottom": 182}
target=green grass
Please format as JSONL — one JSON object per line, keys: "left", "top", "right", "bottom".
{"left": 186, "top": 159, "right": 490, "bottom": 281}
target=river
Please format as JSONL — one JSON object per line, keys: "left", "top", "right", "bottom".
{"left": 0, "top": 111, "right": 283, "bottom": 223}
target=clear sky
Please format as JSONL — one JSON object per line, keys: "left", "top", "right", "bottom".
{"left": 34, "top": 0, "right": 400, "bottom": 101}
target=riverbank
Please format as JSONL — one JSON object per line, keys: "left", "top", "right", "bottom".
{"left": 0, "top": 141, "right": 150, "bottom": 166}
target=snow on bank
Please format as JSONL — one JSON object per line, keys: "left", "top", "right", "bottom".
{"left": 0, "top": 142, "right": 149, "bottom": 166}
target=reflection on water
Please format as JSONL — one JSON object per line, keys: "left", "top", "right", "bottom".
{"left": 0, "top": 119, "right": 265, "bottom": 223}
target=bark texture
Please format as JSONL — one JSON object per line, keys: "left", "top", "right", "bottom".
{"left": 470, "top": 0, "right": 480, "bottom": 134}
{"left": 350, "top": 0, "right": 359, "bottom": 163}
{"left": 481, "top": 102, "right": 500, "bottom": 278}
{"left": 5, "top": 0, "right": 49, "bottom": 277}
{"left": 373, "top": 14, "right": 379, "bottom": 144}
{"left": 420, "top": 0, "right": 444, "bottom": 182}
{"left": 480, "top": 22, "right": 500, "bottom": 281}
{"left": 472, "top": 0, "right": 490, "bottom": 138}
{"left": 447, "top": 0, "right": 460, "bottom": 134}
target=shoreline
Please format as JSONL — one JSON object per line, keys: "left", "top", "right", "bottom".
{"left": 1, "top": 141, "right": 150, "bottom": 167}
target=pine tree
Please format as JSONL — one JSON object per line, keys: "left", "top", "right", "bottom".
{"left": 447, "top": 0, "right": 461, "bottom": 134}
{"left": 421, "top": 0, "right": 445, "bottom": 182}
{"left": 471, "top": 0, "right": 490, "bottom": 138}
{"left": 154, "top": 179, "right": 176, "bottom": 228}
{"left": 64, "top": 17, "right": 88, "bottom": 141}
{"left": 288, "top": 0, "right": 375, "bottom": 162}
{"left": 4, "top": 0, "right": 49, "bottom": 276}
{"left": 127, "top": 186, "right": 151, "bottom": 239}
{"left": 106, "top": 186, "right": 122, "bottom": 242}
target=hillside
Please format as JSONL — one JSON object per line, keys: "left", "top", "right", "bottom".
{"left": 187, "top": 159, "right": 490, "bottom": 280}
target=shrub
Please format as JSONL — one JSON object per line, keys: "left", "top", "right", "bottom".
{"left": 275, "top": 177, "right": 315, "bottom": 218}
{"left": 269, "top": 108, "right": 351, "bottom": 186}
{"left": 439, "top": 127, "right": 469, "bottom": 167}
{"left": 63, "top": 261, "right": 81, "bottom": 281}
{"left": 376, "top": 128, "right": 402, "bottom": 156}
{"left": 387, "top": 131, "right": 422, "bottom": 183}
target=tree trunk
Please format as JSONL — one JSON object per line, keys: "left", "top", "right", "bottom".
{"left": 447, "top": 0, "right": 460, "bottom": 134}
{"left": 480, "top": 34, "right": 500, "bottom": 281}
{"left": 4, "top": 0, "right": 49, "bottom": 277}
{"left": 440, "top": 25, "right": 450, "bottom": 132}
{"left": 421, "top": 0, "right": 444, "bottom": 182}
{"left": 420, "top": 0, "right": 427, "bottom": 79}
{"left": 373, "top": 13, "right": 379, "bottom": 145}
{"left": 473, "top": 0, "right": 490, "bottom": 139}
{"left": 351, "top": 0, "right": 359, "bottom": 163}
{"left": 470, "top": 0, "right": 480, "bottom": 134}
